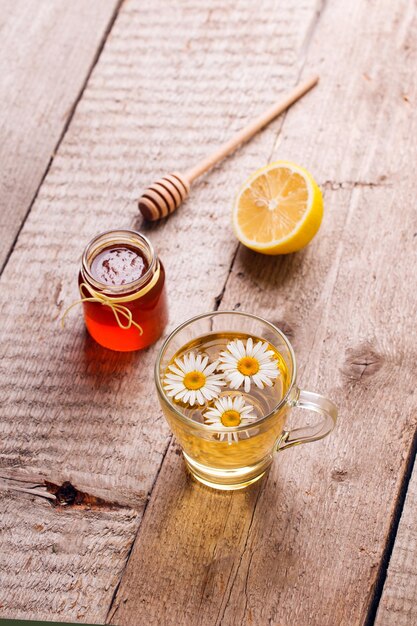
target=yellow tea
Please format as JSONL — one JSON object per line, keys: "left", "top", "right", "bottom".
{"left": 160, "top": 331, "right": 292, "bottom": 488}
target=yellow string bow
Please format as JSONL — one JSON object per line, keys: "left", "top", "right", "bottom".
{"left": 61, "top": 265, "right": 161, "bottom": 335}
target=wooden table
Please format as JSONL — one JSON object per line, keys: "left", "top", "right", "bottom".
{"left": 1, "top": 1, "right": 416, "bottom": 624}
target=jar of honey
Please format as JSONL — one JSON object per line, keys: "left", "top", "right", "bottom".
{"left": 78, "top": 230, "right": 168, "bottom": 351}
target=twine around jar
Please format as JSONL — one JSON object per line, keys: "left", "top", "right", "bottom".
{"left": 61, "top": 264, "right": 161, "bottom": 335}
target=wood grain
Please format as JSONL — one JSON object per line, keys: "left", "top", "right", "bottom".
{"left": 0, "top": 0, "right": 120, "bottom": 271}
{"left": 0, "top": 0, "right": 319, "bottom": 621}
{"left": 375, "top": 459, "right": 417, "bottom": 626}
{"left": 0, "top": 488, "right": 138, "bottom": 623}
{"left": 108, "top": 0, "right": 417, "bottom": 625}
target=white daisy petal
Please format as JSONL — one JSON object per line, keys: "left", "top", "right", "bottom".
{"left": 189, "top": 352, "right": 197, "bottom": 369}
{"left": 174, "top": 358, "right": 187, "bottom": 372}
{"left": 205, "top": 381, "right": 225, "bottom": 392}
{"left": 246, "top": 337, "right": 253, "bottom": 356}
{"left": 233, "top": 397, "right": 243, "bottom": 410}
{"left": 241, "top": 404, "right": 254, "bottom": 415}
{"left": 214, "top": 397, "right": 224, "bottom": 412}
{"left": 200, "top": 387, "right": 212, "bottom": 400}
{"left": 263, "top": 362, "right": 275, "bottom": 372}
{"left": 165, "top": 373, "right": 185, "bottom": 382}
{"left": 257, "top": 354, "right": 270, "bottom": 365}
{"left": 259, "top": 373, "right": 274, "bottom": 387}
{"left": 252, "top": 374, "right": 264, "bottom": 388}
{"left": 168, "top": 364, "right": 185, "bottom": 377}
{"left": 218, "top": 364, "right": 233, "bottom": 373}
{"left": 244, "top": 376, "right": 251, "bottom": 392}
{"left": 212, "top": 373, "right": 227, "bottom": 382}
{"left": 250, "top": 341, "right": 264, "bottom": 358}
{"left": 204, "top": 361, "right": 218, "bottom": 375}
{"left": 230, "top": 341, "right": 243, "bottom": 359}
{"left": 219, "top": 356, "right": 236, "bottom": 367}
{"left": 258, "top": 344, "right": 274, "bottom": 363}
{"left": 182, "top": 353, "right": 191, "bottom": 371}
{"left": 261, "top": 371, "right": 277, "bottom": 382}
{"left": 233, "top": 371, "right": 245, "bottom": 385}
{"left": 258, "top": 353, "right": 272, "bottom": 364}
{"left": 165, "top": 385, "right": 182, "bottom": 393}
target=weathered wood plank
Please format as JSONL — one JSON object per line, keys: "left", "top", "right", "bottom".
{"left": 108, "top": 0, "right": 417, "bottom": 624}
{"left": 375, "top": 458, "right": 417, "bottom": 626}
{"left": 0, "top": 489, "right": 139, "bottom": 623}
{"left": 0, "top": 0, "right": 120, "bottom": 271}
{"left": 0, "top": 0, "right": 319, "bottom": 621}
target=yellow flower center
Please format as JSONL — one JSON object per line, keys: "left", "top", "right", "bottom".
{"left": 183, "top": 371, "right": 206, "bottom": 390}
{"left": 237, "top": 356, "right": 259, "bottom": 376}
{"left": 221, "top": 409, "right": 241, "bottom": 427}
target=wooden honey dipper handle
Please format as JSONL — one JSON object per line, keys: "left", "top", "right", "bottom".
{"left": 138, "top": 75, "right": 319, "bottom": 221}
{"left": 184, "top": 74, "right": 319, "bottom": 183}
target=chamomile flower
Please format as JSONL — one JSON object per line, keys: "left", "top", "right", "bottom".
{"left": 163, "top": 351, "right": 226, "bottom": 406}
{"left": 218, "top": 337, "right": 279, "bottom": 393}
{"left": 203, "top": 395, "right": 257, "bottom": 444}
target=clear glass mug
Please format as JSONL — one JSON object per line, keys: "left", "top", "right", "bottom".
{"left": 155, "top": 311, "right": 337, "bottom": 490}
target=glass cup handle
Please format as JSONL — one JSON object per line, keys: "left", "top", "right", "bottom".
{"left": 277, "top": 388, "right": 337, "bottom": 451}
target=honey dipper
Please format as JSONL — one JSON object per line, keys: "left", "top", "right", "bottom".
{"left": 138, "top": 75, "right": 319, "bottom": 221}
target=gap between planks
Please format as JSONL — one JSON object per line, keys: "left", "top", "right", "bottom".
{"left": 364, "top": 430, "right": 417, "bottom": 626}
{"left": 0, "top": 0, "right": 125, "bottom": 278}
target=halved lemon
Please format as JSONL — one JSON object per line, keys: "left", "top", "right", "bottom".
{"left": 232, "top": 161, "right": 323, "bottom": 254}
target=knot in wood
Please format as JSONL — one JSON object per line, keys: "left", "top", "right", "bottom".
{"left": 55, "top": 481, "right": 79, "bottom": 506}
{"left": 331, "top": 468, "right": 349, "bottom": 482}
{"left": 341, "top": 345, "right": 383, "bottom": 381}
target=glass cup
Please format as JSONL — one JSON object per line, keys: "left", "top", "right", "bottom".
{"left": 155, "top": 311, "right": 337, "bottom": 490}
